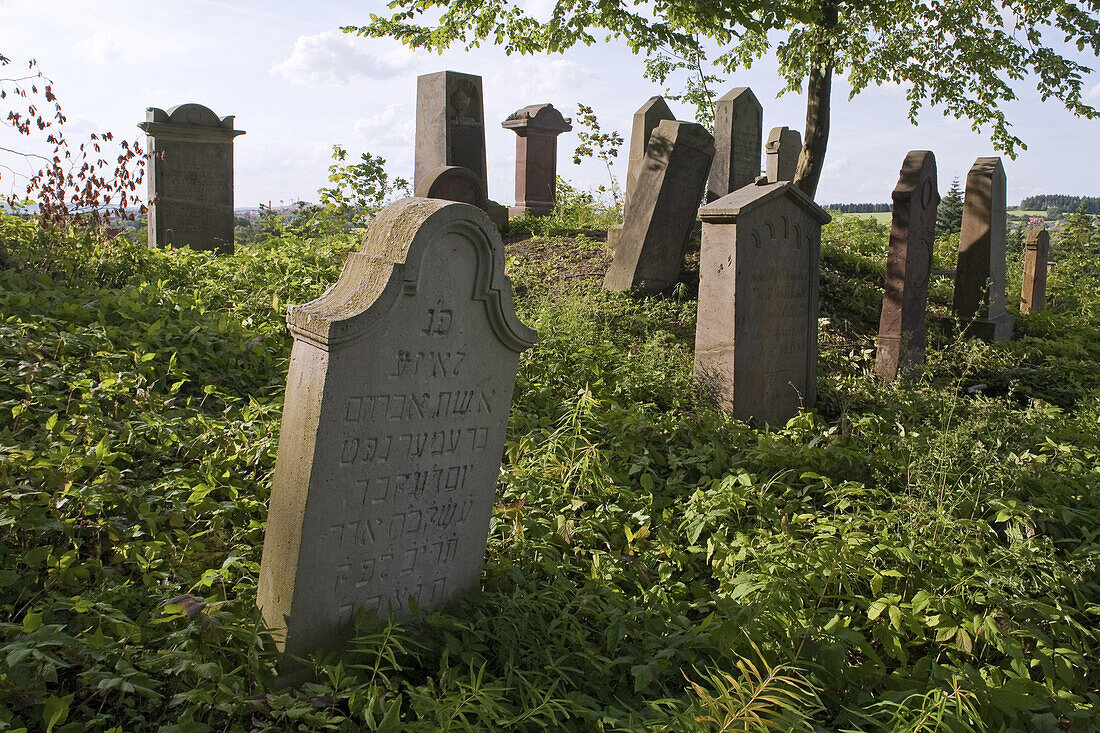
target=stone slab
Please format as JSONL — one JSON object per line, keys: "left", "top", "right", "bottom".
{"left": 765, "top": 126, "right": 801, "bottom": 183}
{"left": 608, "top": 96, "right": 675, "bottom": 248}
{"left": 414, "top": 165, "right": 488, "bottom": 211}
{"left": 416, "top": 72, "right": 488, "bottom": 203}
{"left": 1021, "top": 227, "right": 1049, "bottom": 314}
{"left": 708, "top": 87, "right": 762, "bottom": 200}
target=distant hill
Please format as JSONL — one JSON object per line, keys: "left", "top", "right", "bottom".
{"left": 1019, "top": 195, "right": 1100, "bottom": 214}
{"left": 826, "top": 203, "right": 892, "bottom": 213}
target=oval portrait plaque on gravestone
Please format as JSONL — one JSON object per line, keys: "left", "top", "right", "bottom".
{"left": 258, "top": 198, "right": 535, "bottom": 662}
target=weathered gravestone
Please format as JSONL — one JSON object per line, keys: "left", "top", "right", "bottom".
{"left": 415, "top": 71, "right": 488, "bottom": 204}
{"left": 257, "top": 198, "right": 536, "bottom": 661}
{"left": 414, "top": 165, "right": 488, "bottom": 212}
{"left": 708, "top": 87, "right": 762, "bottom": 201}
{"left": 603, "top": 120, "right": 715, "bottom": 294}
{"left": 607, "top": 96, "right": 675, "bottom": 251}
{"left": 875, "top": 150, "right": 939, "bottom": 381}
{"left": 138, "top": 104, "right": 244, "bottom": 254}
{"left": 765, "top": 126, "right": 801, "bottom": 183}
{"left": 502, "top": 104, "right": 572, "bottom": 217}
{"left": 1021, "top": 227, "right": 1049, "bottom": 314}
{"left": 695, "top": 180, "right": 830, "bottom": 423}
{"left": 952, "top": 156, "right": 1014, "bottom": 340}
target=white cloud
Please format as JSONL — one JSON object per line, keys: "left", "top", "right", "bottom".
{"left": 488, "top": 58, "right": 596, "bottom": 104}
{"left": 1086, "top": 80, "right": 1100, "bottom": 101}
{"left": 351, "top": 104, "right": 415, "bottom": 148}
{"left": 272, "top": 32, "right": 417, "bottom": 87}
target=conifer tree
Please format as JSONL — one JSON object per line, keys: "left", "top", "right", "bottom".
{"left": 935, "top": 177, "right": 963, "bottom": 239}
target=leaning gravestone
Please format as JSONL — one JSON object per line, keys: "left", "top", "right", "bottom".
{"left": 1021, "top": 227, "right": 1049, "bottom": 314}
{"left": 258, "top": 198, "right": 536, "bottom": 662}
{"left": 952, "top": 157, "right": 1014, "bottom": 340}
{"left": 603, "top": 120, "right": 715, "bottom": 294}
{"left": 875, "top": 150, "right": 939, "bottom": 381}
{"left": 607, "top": 96, "right": 675, "bottom": 251}
{"left": 695, "top": 180, "right": 830, "bottom": 423}
{"left": 415, "top": 71, "right": 488, "bottom": 204}
{"left": 765, "top": 126, "right": 801, "bottom": 183}
{"left": 138, "top": 104, "right": 244, "bottom": 254}
{"left": 502, "top": 104, "right": 572, "bottom": 217}
{"left": 708, "top": 87, "right": 762, "bottom": 201}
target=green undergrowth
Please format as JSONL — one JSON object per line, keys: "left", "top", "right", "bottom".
{"left": 1, "top": 211, "right": 1099, "bottom": 731}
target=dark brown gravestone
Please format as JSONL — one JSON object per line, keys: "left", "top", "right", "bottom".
{"left": 414, "top": 165, "right": 489, "bottom": 211}
{"left": 603, "top": 120, "right": 715, "bottom": 294}
{"left": 708, "top": 87, "right": 762, "bottom": 201}
{"left": 695, "top": 181, "right": 830, "bottom": 424}
{"left": 952, "top": 156, "right": 1014, "bottom": 340}
{"left": 1021, "top": 227, "right": 1049, "bottom": 314}
{"left": 875, "top": 151, "right": 940, "bottom": 381}
{"left": 765, "top": 126, "right": 802, "bottom": 183}
{"left": 607, "top": 96, "right": 675, "bottom": 251}
{"left": 257, "top": 198, "right": 536, "bottom": 662}
{"left": 138, "top": 104, "right": 245, "bottom": 254}
{"left": 415, "top": 71, "right": 488, "bottom": 204}
{"left": 502, "top": 104, "right": 573, "bottom": 217}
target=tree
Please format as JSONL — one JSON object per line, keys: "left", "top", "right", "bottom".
{"left": 346, "top": 0, "right": 1100, "bottom": 199}
{"left": 1062, "top": 199, "right": 1096, "bottom": 248}
{"left": 935, "top": 177, "right": 963, "bottom": 239}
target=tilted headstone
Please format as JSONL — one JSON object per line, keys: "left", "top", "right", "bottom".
{"left": 138, "top": 104, "right": 244, "bottom": 254}
{"left": 708, "top": 87, "right": 762, "bottom": 201}
{"left": 415, "top": 71, "right": 488, "bottom": 204}
{"left": 952, "top": 157, "right": 1014, "bottom": 340}
{"left": 765, "top": 126, "right": 802, "bottom": 183}
{"left": 1021, "top": 227, "right": 1049, "bottom": 314}
{"left": 607, "top": 96, "right": 675, "bottom": 251}
{"left": 875, "top": 150, "right": 940, "bottom": 381}
{"left": 696, "top": 181, "right": 830, "bottom": 423}
{"left": 414, "top": 165, "right": 488, "bottom": 212}
{"left": 603, "top": 120, "right": 715, "bottom": 294}
{"left": 502, "top": 104, "right": 572, "bottom": 217}
{"left": 258, "top": 198, "right": 536, "bottom": 661}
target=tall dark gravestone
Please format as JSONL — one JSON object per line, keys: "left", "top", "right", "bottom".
{"left": 695, "top": 181, "right": 830, "bottom": 424}
{"left": 607, "top": 96, "right": 675, "bottom": 251}
{"left": 138, "top": 104, "right": 244, "bottom": 254}
{"left": 258, "top": 198, "right": 536, "bottom": 661}
{"left": 415, "top": 71, "right": 488, "bottom": 205}
{"left": 708, "top": 87, "right": 762, "bottom": 201}
{"left": 1021, "top": 227, "right": 1049, "bottom": 314}
{"left": 953, "top": 157, "right": 1014, "bottom": 340}
{"left": 502, "top": 104, "right": 572, "bottom": 217}
{"left": 603, "top": 120, "right": 715, "bottom": 294}
{"left": 875, "top": 151, "right": 939, "bottom": 381}
{"left": 765, "top": 126, "right": 801, "bottom": 183}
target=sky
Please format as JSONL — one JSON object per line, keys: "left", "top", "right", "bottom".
{"left": 1, "top": 0, "right": 1098, "bottom": 209}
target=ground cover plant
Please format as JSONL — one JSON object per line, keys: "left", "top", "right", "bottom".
{"left": 1, "top": 202, "right": 1099, "bottom": 732}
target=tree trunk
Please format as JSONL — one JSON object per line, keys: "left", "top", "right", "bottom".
{"left": 794, "top": 55, "right": 832, "bottom": 199}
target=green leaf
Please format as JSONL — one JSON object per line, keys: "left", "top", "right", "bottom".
{"left": 42, "top": 695, "right": 71, "bottom": 733}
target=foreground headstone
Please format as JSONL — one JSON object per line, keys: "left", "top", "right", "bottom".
{"left": 1021, "top": 227, "right": 1049, "bottom": 314}
{"left": 138, "top": 104, "right": 244, "bottom": 254}
{"left": 875, "top": 151, "right": 939, "bottom": 381}
{"left": 708, "top": 87, "right": 762, "bottom": 200}
{"left": 415, "top": 71, "right": 488, "bottom": 203}
{"left": 952, "top": 157, "right": 1014, "bottom": 340}
{"left": 258, "top": 198, "right": 536, "bottom": 661}
{"left": 502, "top": 104, "right": 572, "bottom": 217}
{"left": 603, "top": 120, "right": 715, "bottom": 294}
{"left": 765, "top": 126, "right": 801, "bottom": 183}
{"left": 607, "top": 96, "right": 675, "bottom": 250}
{"left": 695, "top": 181, "right": 830, "bottom": 423}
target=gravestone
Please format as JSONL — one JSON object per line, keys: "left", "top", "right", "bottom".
{"left": 415, "top": 71, "right": 488, "bottom": 204}
{"left": 952, "top": 156, "right": 1014, "bottom": 340}
{"left": 603, "top": 120, "right": 715, "bottom": 294}
{"left": 695, "top": 180, "right": 830, "bottom": 423}
{"left": 708, "top": 87, "right": 762, "bottom": 201}
{"left": 1021, "top": 227, "right": 1049, "bottom": 314}
{"left": 502, "top": 104, "right": 572, "bottom": 217}
{"left": 875, "top": 150, "right": 939, "bottom": 381}
{"left": 765, "top": 126, "right": 801, "bottom": 183}
{"left": 138, "top": 104, "right": 244, "bottom": 254}
{"left": 258, "top": 198, "right": 536, "bottom": 661}
{"left": 414, "top": 165, "right": 488, "bottom": 211}
{"left": 607, "top": 96, "right": 675, "bottom": 251}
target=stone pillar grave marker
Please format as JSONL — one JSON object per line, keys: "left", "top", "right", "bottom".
{"left": 875, "top": 150, "right": 939, "bottom": 381}
{"left": 415, "top": 71, "right": 488, "bottom": 204}
{"left": 258, "top": 198, "right": 536, "bottom": 662}
{"left": 1021, "top": 227, "right": 1049, "bottom": 314}
{"left": 502, "top": 104, "right": 572, "bottom": 217}
{"left": 607, "top": 96, "right": 675, "bottom": 251}
{"left": 765, "top": 126, "right": 801, "bottom": 183}
{"left": 708, "top": 87, "right": 762, "bottom": 201}
{"left": 138, "top": 103, "right": 244, "bottom": 254}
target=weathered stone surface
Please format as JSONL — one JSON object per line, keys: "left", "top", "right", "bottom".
{"left": 765, "top": 126, "right": 801, "bottom": 183}
{"left": 415, "top": 72, "right": 488, "bottom": 203}
{"left": 953, "top": 157, "right": 1014, "bottom": 340}
{"left": 258, "top": 198, "right": 536, "bottom": 662}
{"left": 875, "top": 151, "right": 939, "bottom": 381}
{"left": 608, "top": 96, "right": 675, "bottom": 251}
{"left": 414, "top": 166, "right": 488, "bottom": 211}
{"left": 603, "top": 120, "right": 715, "bottom": 294}
{"left": 1021, "top": 227, "right": 1049, "bottom": 314}
{"left": 502, "top": 104, "right": 572, "bottom": 217}
{"left": 708, "top": 87, "right": 762, "bottom": 201}
{"left": 138, "top": 104, "right": 244, "bottom": 254}
{"left": 695, "top": 181, "right": 830, "bottom": 424}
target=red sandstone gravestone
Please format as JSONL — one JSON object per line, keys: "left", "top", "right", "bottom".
{"left": 415, "top": 71, "right": 488, "bottom": 205}
{"left": 1021, "top": 227, "right": 1049, "bottom": 314}
{"left": 502, "top": 104, "right": 572, "bottom": 217}
{"left": 708, "top": 87, "right": 762, "bottom": 201}
{"left": 607, "top": 96, "right": 675, "bottom": 251}
{"left": 765, "top": 126, "right": 801, "bottom": 183}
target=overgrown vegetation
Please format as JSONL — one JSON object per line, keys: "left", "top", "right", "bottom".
{"left": 1, "top": 198, "right": 1099, "bottom": 731}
